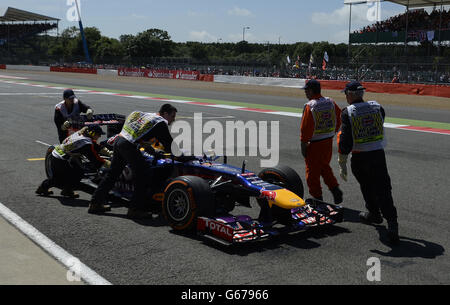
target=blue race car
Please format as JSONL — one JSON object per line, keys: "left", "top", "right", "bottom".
{"left": 44, "top": 114, "right": 343, "bottom": 246}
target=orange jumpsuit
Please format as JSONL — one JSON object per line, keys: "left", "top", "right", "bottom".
{"left": 300, "top": 96, "right": 342, "bottom": 199}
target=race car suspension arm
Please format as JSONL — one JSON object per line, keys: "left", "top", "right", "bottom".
{"left": 210, "top": 176, "right": 232, "bottom": 189}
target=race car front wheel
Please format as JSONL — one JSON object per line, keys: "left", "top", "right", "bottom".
{"left": 45, "top": 146, "right": 55, "bottom": 179}
{"left": 257, "top": 165, "right": 305, "bottom": 225}
{"left": 258, "top": 165, "right": 304, "bottom": 198}
{"left": 162, "top": 176, "right": 214, "bottom": 232}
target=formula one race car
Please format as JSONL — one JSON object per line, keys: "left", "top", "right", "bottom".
{"left": 44, "top": 114, "right": 343, "bottom": 246}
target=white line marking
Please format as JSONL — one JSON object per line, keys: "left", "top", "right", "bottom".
{"left": 0, "top": 202, "right": 112, "bottom": 285}
{"left": 0, "top": 93, "right": 61, "bottom": 95}
{"left": 2, "top": 79, "right": 449, "bottom": 136}
{"left": 35, "top": 140, "right": 52, "bottom": 147}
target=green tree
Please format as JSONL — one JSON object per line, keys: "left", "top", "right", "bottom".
{"left": 130, "top": 29, "right": 173, "bottom": 58}
{"left": 94, "top": 37, "right": 125, "bottom": 63}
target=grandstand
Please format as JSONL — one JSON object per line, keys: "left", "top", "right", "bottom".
{"left": 0, "top": 7, "right": 59, "bottom": 45}
{"left": 340, "top": 0, "right": 450, "bottom": 84}
{"left": 346, "top": 0, "right": 450, "bottom": 45}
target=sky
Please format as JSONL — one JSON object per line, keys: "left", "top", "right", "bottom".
{"left": 1, "top": 0, "right": 448, "bottom": 44}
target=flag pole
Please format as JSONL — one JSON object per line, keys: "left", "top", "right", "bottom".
{"left": 75, "top": 0, "right": 92, "bottom": 64}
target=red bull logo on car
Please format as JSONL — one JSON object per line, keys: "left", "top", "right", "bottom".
{"left": 259, "top": 189, "right": 277, "bottom": 201}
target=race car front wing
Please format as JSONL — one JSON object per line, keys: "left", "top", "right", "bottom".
{"left": 196, "top": 199, "right": 343, "bottom": 246}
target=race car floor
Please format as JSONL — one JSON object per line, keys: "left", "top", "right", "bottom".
{"left": 0, "top": 70, "right": 449, "bottom": 285}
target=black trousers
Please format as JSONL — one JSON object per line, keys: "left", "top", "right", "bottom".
{"left": 40, "top": 155, "right": 84, "bottom": 191}
{"left": 91, "top": 136, "right": 151, "bottom": 210}
{"left": 351, "top": 149, "right": 398, "bottom": 223}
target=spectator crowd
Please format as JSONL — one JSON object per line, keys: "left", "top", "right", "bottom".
{"left": 356, "top": 8, "right": 450, "bottom": 33}
{"left": 0, "top": 23, "right": 57, "bottom": 41}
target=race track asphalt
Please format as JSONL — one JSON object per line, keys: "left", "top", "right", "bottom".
{"left": 0, "top": 70, "right": 448, "bottom": 285}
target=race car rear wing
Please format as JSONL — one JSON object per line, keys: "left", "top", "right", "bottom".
{"left": 70, "top": 113, "right": 126, "bottom": 138}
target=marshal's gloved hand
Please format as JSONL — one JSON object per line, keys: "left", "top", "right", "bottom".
{"left": 99, "top": 147, "right": 113, "bottom": 157}
{"left": 338, "top": 153, "right": 348, "bottom": 182}
{"left": 103, "top": 160, "right": 111, "bottom": 169}
{"left": 62, "top": 120, "right": 71, "bottom": 131}
{"left": 86, "top": 108, "right": 94, "bottom": 120}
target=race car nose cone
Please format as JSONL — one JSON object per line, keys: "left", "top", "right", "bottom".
{"left": 266, "top": 189, "right": 305, "bottom": 209}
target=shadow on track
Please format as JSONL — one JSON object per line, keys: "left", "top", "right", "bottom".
{"left": 370, "top": 225, "right": 445, "bottom": 259}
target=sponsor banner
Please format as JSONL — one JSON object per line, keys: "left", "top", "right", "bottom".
{"left": 118, "top": 68, "right": 202, "bottom": 81}
{"left": 148, "top": 69, "right": 176, "bottom": 79}
{"left": 0, "top": 64, "right": 6, "bottom": 69}
{"left": 174, "top": 70, "right": 199, "bottom": 80}
{"left": 50, "top": 66, "right": 97, "bottom": 74}
{"left": 117, "top": 68, "right": 147, "bottom": 77}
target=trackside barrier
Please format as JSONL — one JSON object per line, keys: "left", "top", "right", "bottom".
{"left": 199, "top": 74, "right": 214, "bottom": 82}
{"left": 97, "top": 69, "right": 118, "bottom": 76}
{"left": 213, "top": 75, "right": 306, "bottom": 88}
{"left": 50, "top": 66, "right": 97, "bottom": 74}
{"left": 316, "top": 80, "right": 450, "bottom": 98}
{"left": 117, "top": 68, "right": 203, "bottom": 80}
{"left": 1, "top": 64, "right": 447, "bottom": 97}
{"left": 5, "top": 65, "right": 50, "bottom": 72}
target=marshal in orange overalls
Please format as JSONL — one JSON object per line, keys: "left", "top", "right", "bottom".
{"left": 300, "top": 96, "right": 342, "bottom": 200}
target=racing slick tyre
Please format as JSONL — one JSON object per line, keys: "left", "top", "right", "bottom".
{"left": 257, "top": 165, "right": 304, "bottom": 225}
{"left": 45, "top": 146, "right": 55, "bottom": 179}
{"left": 258, "top": 165, "right": 304, "bottom": 198}
{"left": 162, "top": 176, "right": 215, "bottom": 232}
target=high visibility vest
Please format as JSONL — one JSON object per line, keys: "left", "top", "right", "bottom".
{"left": 307, "top": 97, "right": 337, "bottom": 141}
{"left": 55, "top": 99, "right": 81, "bottom": 120}
{"left": 347, "top": 101, "right": 386, "bottom": 152}
{"left": 52, "top": 131, "right": 93, "bottom": 160}
{"left": 119, "top": 111, "right": 167, "bottom": 143}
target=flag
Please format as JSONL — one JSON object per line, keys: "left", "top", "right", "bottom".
{"left": 308, "top": 54, "right": 314, "bottom": 71}
{"left": 322, "top": 51, "right": 329, "bottom": 71}
{"left": 286, "top": 55, "right": 291, "bottom": 64}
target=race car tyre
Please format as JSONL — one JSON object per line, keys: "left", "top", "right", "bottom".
{"left": 258, "top": 165, "right": 304, "bottom": 198}
{"left": 162, "top": 176, "right": 215, "bottom": 232}
{"left": 257, "top": 165, "right": 304, "bottom": 225}
{"left": 45, "top": 146, "right": 55, "bottom": 179}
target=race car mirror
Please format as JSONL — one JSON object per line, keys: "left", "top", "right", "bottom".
{"left": 241, "top": 160, "right": 247, "bottom": 174}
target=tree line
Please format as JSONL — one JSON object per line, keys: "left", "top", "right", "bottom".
{"left": 2, "top": 26, "right": 449, "bottom": 67}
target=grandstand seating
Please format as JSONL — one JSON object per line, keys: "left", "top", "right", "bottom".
{"left": 0, "top": 23, "right": 57, "bottom": 42}
{"left": 351, "top": 9, "right": 450, "bottom": 43}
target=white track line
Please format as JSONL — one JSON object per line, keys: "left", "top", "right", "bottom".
{"left": 2, "top": 79, "right": 449, "bottom": 136}
{"left": 0, "top": 202, "right": 112, "bottom": 285}
{"left": 0, "top": 93, "right": 61, "bottom": 95}
{"left": 35, "top": 140, "right": 52, "bottom": 147}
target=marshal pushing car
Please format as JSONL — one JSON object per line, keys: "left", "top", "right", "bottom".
{"left": 44, "top": 113, "right": 343, "bottom": 246}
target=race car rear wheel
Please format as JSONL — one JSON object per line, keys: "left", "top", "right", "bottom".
{"left": 258, "top": 165, "right": 304, "bottom": 198}
{"left": 45, "top": 146, "right": 55, "bottom": 179}
{"left": 162, "top": 176, "right": 214, "bottom": 232}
